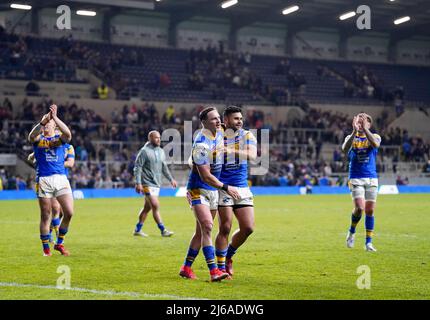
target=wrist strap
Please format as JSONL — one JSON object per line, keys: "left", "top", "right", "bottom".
{"left": 221, "top": 184, "right": 229, "bottom": 191}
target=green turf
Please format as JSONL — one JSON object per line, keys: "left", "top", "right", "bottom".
{"left": 0, "top": 194, "right": 429, "bottom": 300}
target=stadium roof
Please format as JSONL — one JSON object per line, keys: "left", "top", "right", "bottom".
{"left": 2, "top": 0, "right": 430, "bottom": 40}
{"left": 156, "top": 0, "right": 430, "bottom": 39}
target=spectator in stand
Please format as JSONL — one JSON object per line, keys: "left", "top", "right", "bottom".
{"left": 423, "top": 160, "right": 430, "bottom": 173}
{"left": 165, "top": 105, "right": 175, "bottom": 124}
{"left": 97, "top": 83, "right": 109, "bottom": 99}
{"left": 15, "top": 175, "right": 27, "bottom": 190}
{"left": 159, "top": 73, "right": 171, "bottom": 89}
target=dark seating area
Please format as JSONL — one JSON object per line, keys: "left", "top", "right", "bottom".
{"left": 1, "top": 28, "right": 430, "bottom": 106}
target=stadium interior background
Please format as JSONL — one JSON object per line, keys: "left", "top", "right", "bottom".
{"left": 1, "top": 0, "right": 429, "bottom": 193}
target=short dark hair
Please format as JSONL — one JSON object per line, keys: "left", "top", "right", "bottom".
{"left": 223, "top": 105, "right": 242, "bottom": 118}
{"left": 199, "top": 106, "right": 217, "bottom": 121}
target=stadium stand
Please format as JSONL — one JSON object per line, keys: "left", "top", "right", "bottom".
{"left": 2, "top": 28, "right": 430, "bottom": 107}
{"left": 1, "top": 96, "right": 429, "bottom": 191}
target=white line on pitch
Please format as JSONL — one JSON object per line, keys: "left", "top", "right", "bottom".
{"left": 0, "top": 221, "right": 34, "bottom": 224}
{"left": 0, "top": 282, "right": 208, "bottom": 300}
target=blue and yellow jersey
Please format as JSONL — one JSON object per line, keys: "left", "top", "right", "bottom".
{"left": 64, "top": 143, "right": 75, "bottom": 176}
{"left": 220, "top": 128, "right": 257, "bottom": 187}
{"left": 186, "top": 128, "right": 224, "bottom": 191}
{"left": 33, "top": 134, "right": 68, "bottom": 178}
{"left": 346, "top": 133, "right": 381, "bottom": 179}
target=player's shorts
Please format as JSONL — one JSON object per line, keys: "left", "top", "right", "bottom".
{"left": 36, "top": 174, "right": 72, "bottom": 198}
{"left": 348, "top": 178, "right": 378, "bottom": 202}
{"left": 143, "top": 186, "right": 160, "bottom": 197}
{"left": 187, "top": 188, "right": 219, "bottom": 211}
{"left": 218, "top": 187, "right": 254, "bottom": 207}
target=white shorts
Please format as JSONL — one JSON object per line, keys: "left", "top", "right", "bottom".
{"left": 187, "top": 188, "right": 219, "bottom": 211}
{"left": 218, "top": 187, "right": 254, "bottom": 207}
{"left": 143, "top": 186, "right": 160, "bottom": 197}
{"left": 36, "top": 174, "right": 72, "bottom": 199}
{"left": 348, "top": 178, "right": 378, "bottom": 202}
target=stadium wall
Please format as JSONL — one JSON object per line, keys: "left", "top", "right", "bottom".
{"left": 294, "top": 29, "right": 339, "bottom": 60}
{"left": 238, "top": 23, "right": 286, "bottom": 56}
{"left": 0, "top": 79, "right": 92, "bottom": 99}
{"left": 111, "top": 12, "right": 170, "bottom": 48}
{"left": 177, "top": 17, "right": 230, "bottom": 50}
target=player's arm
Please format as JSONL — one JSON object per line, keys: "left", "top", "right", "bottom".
{"left": 341, "top": 134, "right": 355, "bottom": 153}
{"left": 362, "top": 128, "right": 380, "bottom": 148}
{"left": 362, "top": 118, "right": 381, "bottom": 148}
{"left": 341, "top": 116, "right": 359, "bottom": 153}
{"left": 196, "top": 164, "right": 240, "bottom": 199}
{"left": 50, "top": 104, "right": 72, "bottom": 143}
{"left": 64, "top": 145, "right": 75, "bottom": 168}
{"left": 193, "top": 142, "right": 239, "bottom": 199}
{"left": 28, "top": 113, "right": 50, "bottom": 143}
{"left": 64, "top": 153, "right": 75, "bottom": 168}
{"left": 161, "top": 152, "right": 177, "bottom": 188}
{"left": 64, "top": 158, "right": 74, "bottom": 168}
{"left": 133, "top": 149, "right": 147, "bottom": 193}
{"left": 27, "top": 152, "right": 36, "bottom": 167}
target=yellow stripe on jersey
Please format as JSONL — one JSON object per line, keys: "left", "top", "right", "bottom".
{"left": 352, "top": 140, "right": 370, "bottom": 149}
{"left": 37, "top": 139, "right": 63, "bottom": 148}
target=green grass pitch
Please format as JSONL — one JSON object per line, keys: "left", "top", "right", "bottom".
{"left": 0, "top": 194, "right": 429, "bottom": 300}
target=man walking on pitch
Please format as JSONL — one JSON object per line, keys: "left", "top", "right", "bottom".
{"left": 133, "top": 130, "right": 177, "bottom": 237}
{"left": 342, "top": 113, "right": 381, "bottom": 252}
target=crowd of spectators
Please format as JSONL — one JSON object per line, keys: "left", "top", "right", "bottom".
{"left": 1, "top": 97, "right": 429, "bottom": 190}
{"left": 251, "top": 154, "right": 345, "bottom": 188}
{"left": 185, "top": 43, "right": 267, "bottom": 102}
{"left": 349, "top": 65, "right": 383, "bottom": 99}
{"left": 0, "top": 27, "right": 81, "bottom": 82}
{"left": 340, "top": 65, "right": 406, "bottom": 117}
{"left": 1, "top": 28, "right": 420, "bottom": 114}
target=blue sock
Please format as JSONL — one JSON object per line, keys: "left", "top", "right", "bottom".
{"left": 157, "top": 223, "right": 165, "bottom": 233}
{"left": 349, "top": 213, "right": 362, "bottom": 234}
{"left": 202, "top": 246, "right": 217, "bottom": 271}
{"left": 216, "top": 248, "right": 228, "bottom": 271}
{"left": 40, "top": 234, "right": 50, "bottom": 251}
{"left": 226, "top": 244, "right": 237, "bottom": 259}
{"left": 56, "top": 228, "right": 68, "bottom": 245}
{"left": 51, "top": 218, "right": 61, "bottom": 239}
{"left": 365, "top": 215, "right": 375, "bottom": 244}
{"left": 135, "top": 222, "right": 143, "bottom": 233}
{"left": 184, "top": 247, "right": 199, "bottom": 267}
{"left": 52, "top": 218, "right": 61, "bottom": 229}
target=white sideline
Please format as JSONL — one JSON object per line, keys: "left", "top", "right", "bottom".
{"left": 0, "top": 282, "right": 208, "bottom": 300}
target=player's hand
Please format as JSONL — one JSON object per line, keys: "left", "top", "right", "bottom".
{"left": 171, "top": 180, "right": 178, "bottom": 188}
{"left": 362, "top": 115, "right": 371, "bottom": 130}
{"left": 40, "top": 113, "right": 51, "bottom": 125}
{"left": 135, "top": 184, "right": 144, "bottom": 194}
{"left": 27, "top": 153, "right": 35, "bottom": 162}
{"left": 226, "top": 186, "right": 240, "bottom": 200}
{"left": 49, "top": 104, "right": 58, "bottom": 119}
{"left": 352, "top": 116, "right": 360, "bottom": 132}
